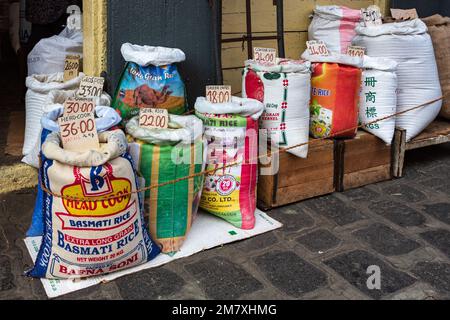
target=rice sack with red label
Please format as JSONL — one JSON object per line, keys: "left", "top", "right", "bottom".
{"left": 301, "top": 51, "right": 362, "bottom": 138}
{"left": 27, "top": 130, "right": 160, "bottom": 279}
{"left": 112, "top": 43, "right": 187, "bottom": 124}
{"left": 242, "top": 59, "right": 311, "bottom": 158}
{"left": 194, "top": 97, "right": 264, "bottom": 230}
{"left": 126, "top": 115, "right": 205, "bottom": 254}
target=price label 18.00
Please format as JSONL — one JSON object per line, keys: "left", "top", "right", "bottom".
{"left": 206, "top": 85, "right": 231, "bottom": 104}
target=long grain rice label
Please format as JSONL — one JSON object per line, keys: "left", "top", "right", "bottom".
{"left": 139, "top": 108, "right": 169, "bottom": 129}
{"left": 206, "top": 85, "right": 231, "bottom": 104}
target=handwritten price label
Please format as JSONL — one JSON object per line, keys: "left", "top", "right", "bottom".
{"left": 63, "top": 98, "right": 95, "bottom": 117}
{"left": 306, "top": 40, "right": 330, "bottom": 56}
{"left": 390, "top": 8, "right": 418, "bottom": 21}
{"left": 58, "top": 112, "right": 100, "bottom": 152}
{"left": 77, "top": 76, "right": 104, "bottom": 98}
{"left": 362, "top": 6, "right": 382, "bottom": 26}
{"left": 139, "top": 108, "right": 169, "bottom": 129}
{"left": 206, "top": 85, "right": 231, "bottom": 104}
{"left": 63, "top": 55, "right": 80, "bottom": 82}
{"left": 253, "top": 47, "right": 277, "bottom": 65}
{"left": 347, "top": 46, "right": 366, "bottom": 58}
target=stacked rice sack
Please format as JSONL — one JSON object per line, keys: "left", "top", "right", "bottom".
{"left": 27, "top": 130, "right": 160, "bottom": 279}
{"left": 195, "top": 97, "right": 264, "bottom": 230}
{"left": 353, "top": 19, "right": 443, "bottom": 141}
{"left": 242, "top": 59, "right": 311, "bottom": 158}
{"left": 308, "top": 5, "right": 361, "bottom": 53}
{"left": 126, "top": 115, "right": 205, "bottom": 254}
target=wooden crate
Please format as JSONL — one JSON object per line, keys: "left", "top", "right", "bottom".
{"left": 392, "top": 119, "right": 450, "bottom": 177}
{"left": 334, "top": 130, "right": 392, "bottom": 192}
{"left": 257, "top": 139, "right": 335, "bottom": 209}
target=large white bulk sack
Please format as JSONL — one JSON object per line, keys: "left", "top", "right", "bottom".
{"left": 23, "top": 72, "right": 84, "bottom": 157}
{"left": 242, "top": 59, "right": 311, "bottom": 158}
{"left": 353, "top": 19, "right": 442, "bottom": 141}
{"left": 360, "top": 56, "right": 398, "bottom": 145}
{"left": 308, "top": 5, "right": 361, "bottom": 54}
{"left": 27, "top": 27, "right": 83, "bottom": 76}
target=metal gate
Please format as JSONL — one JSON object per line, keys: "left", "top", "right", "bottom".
{"left": 107, "top": 0, "right": 221, "bottom": 107}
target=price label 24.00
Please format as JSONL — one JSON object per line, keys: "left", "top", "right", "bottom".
{"left": 253, "top": 47, "right": 277, "bottom": 65}
{"left": 306, "top": 40, "right": 330, "bottom": 56}
{"left": 77, "top": 76, "right": 105, "bottom": 98}
{"left": 58, "top": 111, "right": 100, "bottom": 152}
{"left": 206, "top": 85, "right": 231, "bottom": 104}
{"left": 139, "top": 108, "right": 169, "bottom": 129}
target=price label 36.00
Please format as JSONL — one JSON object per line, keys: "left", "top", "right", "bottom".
{"left": 58, "top": 112, "right": 100, "bottom": 152}
{"left": 306, "top": 40, "right": 330, "bottom": 56}
{"left": 139, "top": 108, "right": 169, "bottom": 129}
{"left": 206, "top": 85, "right": 231, "bottom": 104}
{"left": 77, "top": 76, "right": 105, "bottom": 98}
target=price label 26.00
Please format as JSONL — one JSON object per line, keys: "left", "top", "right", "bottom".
{"left": 58, "top": 112, "right": 100, "bottom": 152}
{"left": 206, "top": 85, "right": 231, "bottom": 104}
{"left": 77, "top": 76, "right": 105, "bottom": 98}
{"left": 139, "top": 108, "right": 169, "bottom": 129}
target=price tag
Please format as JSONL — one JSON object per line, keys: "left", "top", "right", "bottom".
{"left": 139, "top": 108, "right": 169, "bottom": 129}
{"left": 390, "top": 8, "right": 418, "bottom": 21}
{"left": 63, "top": 55, "right": 80, "bottom": 82}
{"left": 63, "top": 97, "right": 95, "bottom": 117}
{"left": 77, "top": 76, "right": 105, "bottom": 98}
{"left": 347, "top": 46, "right": 366, "bottom": 58}
{"left": 306, "top": 40, "right": 330, "bottom": 56}
{"left": 253, "top": 47, "right": 277, "bottom": 65}
{"left": 362, "top": 6, "right": 383, "bottom": 26}
{"left": 58, "top": 111, "right": 100, "bottom": 152}
{"left": 205, "top": 85, "right": 232, "bottom": 104}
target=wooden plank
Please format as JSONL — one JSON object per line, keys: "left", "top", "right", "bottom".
{"left": 344, "top": 148, "right": 391, "bottom": 174}
{"left": 274, "top": 177, "right": 334, "bottom": 207}
{"left": 257, "top": 171, "right": 276, "bottom": 208}
{"left": 343, "top": 164, "right": 391, "bottom": 190}
{"left": 392, "top": 128, "right": 406, "bottom": 178}
{"left": 279, "top": 139, "right": 334, "bottom": 171}
{"left": 278, "top": 163, "right": 333, "bottom": 188}
{"left": 406, "top": 119, "right": 450, "bottom": 150}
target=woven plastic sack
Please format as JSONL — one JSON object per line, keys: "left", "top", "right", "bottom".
{"left": 422, "top": 15, "right": 450, "bottom": 119}
{"left": 194, "top": 96, "right": 264, "bottom": 230}
{"left": 26, "top": 91, "right": 121, "bottom": 237}
{"left": 27, "top": 130, "right": 160, "bottom": 279}
{"left": 301, "top": 51, "right": 362, "bottom": 138}
{"left": 353, "top": 19, "right": 442, "bottom": 141}
{"left": 242, "top": 59, "right": 311, "bottom": 158}
{"left": 24, "top": 72, "right": 84, "bottom": 156}
{"left": 27, "top": 27, "right": 83, "bottom": 76}
{"left": 126, "top": 115, "right": 205, "bottom": 254}
{"left": 360, "top": 56, "right": 398, "bottom": 145}
{"left": 112, "top": 43, "right": 187, "bottom": 124}
{"left": 308, "top": 5, "right": 361, "bottom": 54}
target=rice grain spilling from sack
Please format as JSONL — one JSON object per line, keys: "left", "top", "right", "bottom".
{"left": 353, "top": 19, "right": 443, "bottom": 141}
{"left": 27, "top": 130, "right": 160, "bottom": 279}
{"left": 308, "top": 5, "right": 361, "bottom": 54}
{"left": 360, "top": 56, "right": 398, "bottom": 145}
{"left": 194, "top": 97, "right": 264, "bottom": 230}
{"left": 126, "top": 115, "right": 205, "bottom": 254}
{"left": 242, "top": 59, "right": 311, "bottom": 158}
{"left": 422, "top": 15, "right": 450, "bottom": 119}
{"left": 112, "top": 43, "right": 187, "bottom": 124}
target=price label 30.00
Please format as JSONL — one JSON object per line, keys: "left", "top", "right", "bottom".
{"left": 63, "top": 98, "right": 95, "bottom": 117}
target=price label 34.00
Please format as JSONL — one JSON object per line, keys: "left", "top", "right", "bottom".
{"left": 206, "top": 85, "right": 231, "bottom": 104}
{"left": 77, "top": 76, "right": 105, "bottom": 98}
{"left": 139, "top": 108, "right": 169, "bottom": 129}
{"left": 58, "top": 112, "right": 100, "bottom": 152}
{"left": 306, "top": 40, "right": 330, "bottom": 56}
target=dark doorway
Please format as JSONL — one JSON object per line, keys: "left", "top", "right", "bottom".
{"left": 391, "top": 0, "right": 450, "bottom": 17}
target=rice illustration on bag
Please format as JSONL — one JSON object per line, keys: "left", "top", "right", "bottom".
{"left": 27, "top": 130, "right": 160, "bottom": 279}
{"left": 194, "top": 96, "right": 264, "bottom": 230}
{"left": 112, "top": 43, "right": 187, "bottom": 124}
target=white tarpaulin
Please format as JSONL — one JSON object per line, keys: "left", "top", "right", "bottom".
{"left": 25, "top": 209, "right": 281, "bottom": 298}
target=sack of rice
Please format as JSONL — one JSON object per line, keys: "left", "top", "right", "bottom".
{"left": 27, "top": 130, "right": 160, "bottom": 279}
{"left": 194, "top": 96, "right": 264, "bottom": 230}
{"left": 126, "top": 115, "right": 205, "bottom": 254}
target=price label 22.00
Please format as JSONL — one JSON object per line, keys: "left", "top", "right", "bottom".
{"left": 139, "top": 108, "right": 169, "bottom": 129}
{"left": 58, "top": 112, "right": 100, "bottom": 152}
{"left": 77, "top": 76, "right": 105, "bottom": 98}
{"left": 206, "top": 85, "right": 231, "bottom": 104}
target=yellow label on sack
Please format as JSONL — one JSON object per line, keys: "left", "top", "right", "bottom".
{"left": 139, "top": 108, "right": 169, "bottom": 129}
{"left": 206, "top": 85, "right": 231, "bottom": 104}
{"left": 58, "top": 111, "right": 100, "bottom": 152}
